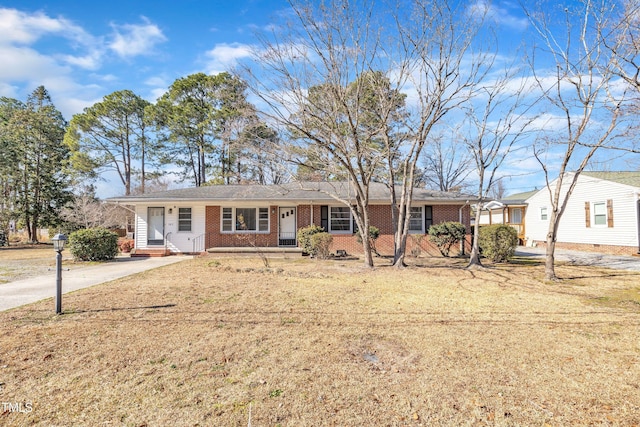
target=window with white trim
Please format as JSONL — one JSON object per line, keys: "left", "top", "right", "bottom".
{"left": 221, "top": 207, "right": 269, "bottom": 232}
{"left": 593, "top": 202, "right": 606, "bottom": 226}
{"left": 540, "top": 207, "right": 548, "bottom": 221}
{"left": 409, "top": 206, "right": 424, "bottom": 233}
{"left": 178, "top": 208, "right": 192, "bottom": 232}
{"left": 330, "top": 206, "right": 351, "bottom": 233}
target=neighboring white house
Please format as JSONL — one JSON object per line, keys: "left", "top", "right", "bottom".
{"left": 524, "top": 171, "right": 640, "bottom": 256}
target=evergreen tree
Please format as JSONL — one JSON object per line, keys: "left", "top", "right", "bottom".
{"left": 65, "top": 90, "right": 153, "bottom": 196}
{"left": 6, "top": 87, "right": 71, "bottom": 242}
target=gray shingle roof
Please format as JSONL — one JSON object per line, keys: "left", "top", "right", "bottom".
{"left": 108, "top": 181, "right": 473, "bottom": 204}
{"left": 502, "top": 190, "right": 539, "bottom": 204}
{"left": 581, "top": 171, "right": 640, "bottom": 188}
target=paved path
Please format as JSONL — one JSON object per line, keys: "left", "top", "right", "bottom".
{"left": 0, "top": 255, "right": 189, "bottom": 312}
{"left": 516, "top": 247, "right": 640, "bottom": 271}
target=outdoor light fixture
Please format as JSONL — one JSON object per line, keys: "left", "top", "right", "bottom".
{"left": 52, "top": 233, "right": 67, "bottom": 315}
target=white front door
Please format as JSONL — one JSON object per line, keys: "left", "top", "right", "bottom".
{"left": 147, "top": 207, "right": 165, "bottom": 245}
{"left": 279, "top": 207, "right": 296, "bottom": 246}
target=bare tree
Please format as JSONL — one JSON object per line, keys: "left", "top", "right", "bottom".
{"left": 421, "top": 132, "right": 473, "bottom": 192}
{"left": 464, "top": 65, "right": 537, "bottom": 268}
{"left": 244, "top": 0, "right": 396, "bottom": 267}
{"left": 385, "top": 0, "right": 492, "bottom": 267}
{"left": 607, "top": 0, "right": 640, "bottom": 156}
{"left": 487, "top": 179, "right": 507, "bottom": 200}
{"left": 244, "top": 0, "right": 501, "bottom": 267}
{"left": 526, "top": 0, "right": 629, "bottom": 280}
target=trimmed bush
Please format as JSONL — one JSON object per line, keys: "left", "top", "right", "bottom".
{"left": 478, "top": 224, "right": 518, "bottom": 263}
{"left": 68, "top": 228, "right": 119, "bottom": 261}
{"left": 297, "top": 224, "right": 325, "bottom": 255}
{"left": 310, "top": 232, "right": 333, "bottom": 259}
{"left": 428, "top": 221, "right": 466, "bottom": 257}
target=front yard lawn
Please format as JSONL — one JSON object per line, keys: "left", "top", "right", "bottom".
{"left": 1, "top": 255, "right": 639, "bottom": 426}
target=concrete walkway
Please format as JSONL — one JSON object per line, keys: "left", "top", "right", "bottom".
{"left": 0, "top": 255, "right": 189, "bottom": 312}
{"left": 515, "top": 247, "right": 640, "bottom": 271}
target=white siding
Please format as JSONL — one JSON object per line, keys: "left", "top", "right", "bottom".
{"left": 134, "top": 203, "right": 207, "bottom": 253}
{"left": 524, "top": 174, "right": 640, "bottom": 247}
{"left": 165, "top": 205, "right": 206, "bottom": 253}
{"left": 478, "top": 210, "right": 505, "bottom": 225}
{"left": 135, "top": 205, "right": 149, "bottom": 250}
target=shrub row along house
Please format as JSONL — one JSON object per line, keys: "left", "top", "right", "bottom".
{"left": 108, "top": 181, "right": 472, "bottom": 257}
{"left": 479, "top": 172, "right": 640, "bottom": 256}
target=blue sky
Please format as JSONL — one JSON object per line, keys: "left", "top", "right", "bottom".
{"left": 0, "top": 0, "right": 291, "bottom": 118}
{"left": 1, "top": 1, "right": 635, "bottom": 198}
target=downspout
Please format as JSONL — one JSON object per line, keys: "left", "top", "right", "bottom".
{"left": 310, "top": 201, "right": 314, "bottom": 225}
{"left": 459, "top": 200, "right": 469, "bottom": 255}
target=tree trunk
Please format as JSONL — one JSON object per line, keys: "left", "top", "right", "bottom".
{"left": 393, "top": 230, "right": 409, "bottom": 268}
{"left": 545, "top": 237, "right": 557, "bottom": 281}
{"left": 361, "top": 232, "right": 374, "bottom": 267}
{"left": 30, "top": 217, "right": 38, "bottom": 244}
{"left": 544, "top": 209, "right": 561, "bottom": 281}
{"left": 467, "top": 200, "right": 483, "bottom": 269}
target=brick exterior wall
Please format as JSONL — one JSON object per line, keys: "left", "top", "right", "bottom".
{"left": 204, "top": 203, "right": 472, "bottom": 256}
{"left": 298, "top": 203, "right": 472, "bottom": 257}
{"left": 205, "top": 205, "right": 279, "bottom": 248}
{"left": 531, "top": 240, "right": 640, "bottom": 256}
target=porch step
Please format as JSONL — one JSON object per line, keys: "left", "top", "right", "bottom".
{"left": 131, "top": 248, "right": 171, "bottom": 257}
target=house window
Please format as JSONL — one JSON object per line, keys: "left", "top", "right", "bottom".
{"left": 221, "top": 207, "right": 269, "bottom": 232}
{"left": 409, "top": 206, "right": 424, "bottom": 233}
{"left": 222, "top": 208, "right": 233, "bottom": 231}
{"left": 593, "top": 202, "right": 607, "bottom": 226}
{"left": 330, "top": 206, "right": 351, "bottom": 233}
{"left": 178, "top": 208, "right": 192, "bottom": 232}
{"left": 510, "top": 208, "right": 522, "bottom": 224}
{"left": 540, "top": 207, "right": 548, "bottom": 221}
{"left": 259, "top": 208, "right": 269, "bottom": 231}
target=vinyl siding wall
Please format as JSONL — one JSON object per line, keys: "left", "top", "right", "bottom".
{"left": 135, "top": 204, "right": 206, "bottom": 252}
{"left": 525, "top": 175, "right": 640, "bottom": 252}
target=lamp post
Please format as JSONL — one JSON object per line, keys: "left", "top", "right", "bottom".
{"left": 52, "top": 233, "right": 67, "bottom": 315}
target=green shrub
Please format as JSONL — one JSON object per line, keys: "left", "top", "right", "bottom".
{"left": 68, "top": 228, "right": 119, "bottom": 261}
{"left": 355, "top": 226, "right": 380, "bottom": 255}
{"left": 297, "top": 224, "right": 325, "bottom": 255}
{"left": 428, "top": 221, "right": 466, "bottom": 257}
{"left": 310, "top": 232, "right": 333, "bottom": 259}
{"left": 478, "top": 224, "right": 518, "bottom": 262}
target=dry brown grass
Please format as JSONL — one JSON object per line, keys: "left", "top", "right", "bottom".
{"left": 1, "top": 253, "right": 640, "bottom": 426}
{"left": 0, "top": 247, "right": 89, "bottom": 284}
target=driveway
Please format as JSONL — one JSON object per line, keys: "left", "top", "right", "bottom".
{"left": 515, "top": 246, "right": 640, "bottom": 271}
{"left": 0, "top": 255, "right": 189, "bottom": 312}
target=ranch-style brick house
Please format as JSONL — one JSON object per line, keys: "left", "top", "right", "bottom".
{"left": 108, "top": 181, "right": 472, "bottom": 256}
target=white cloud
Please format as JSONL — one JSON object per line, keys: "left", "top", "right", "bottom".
{"left": 143, "top": 75, "right": 170, "bottom": 101}
{"left": 467, "top": 1, "right": 528, "bottom": 31}
{"left": 0, "top": 44, "right": 69, "bottom": 81}
{"left": 0, "top": 7, "right": 103, "bottom": 74}
{"left": 204, "top": 42, "right": 255, "bottom": 75}
{"left": 109, "top": 17, "right": 167, "bottom": 58}
{"left": 0, "top": 7, "right": 97, "bottom": 52}
{"left": 0, "top": 81, "right": 18, "bottom": 98}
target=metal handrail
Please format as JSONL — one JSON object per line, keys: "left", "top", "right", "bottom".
{"left": 193, "top": 233, "right": 204, "bottom": 253}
